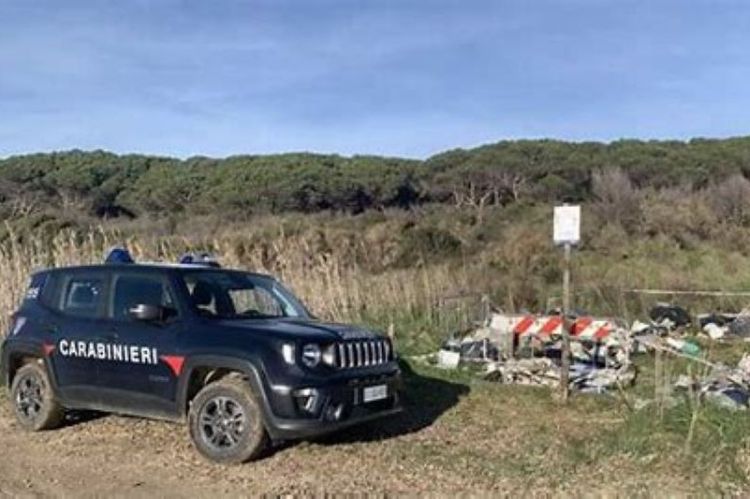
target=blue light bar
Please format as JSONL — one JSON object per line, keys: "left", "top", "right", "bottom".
{"left": 105, "top": 247, "right": 134, "bottom": 264}
{"left": 179, "top": 252, "right": 220, "bottom": 267}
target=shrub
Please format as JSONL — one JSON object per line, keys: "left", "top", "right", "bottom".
{"left": 707, "top": 174, "right": 750, "bottom": 226}
{"left": 592, "top": 168, "right": 642, "bottom": 232}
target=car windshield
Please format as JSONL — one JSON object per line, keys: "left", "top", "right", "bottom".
{"left": 181, "top": 270, "right": 310, "bottom": 319}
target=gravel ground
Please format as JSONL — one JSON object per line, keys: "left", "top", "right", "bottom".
{"left": 0, "top": 366, "right": 723, "bottom": 496}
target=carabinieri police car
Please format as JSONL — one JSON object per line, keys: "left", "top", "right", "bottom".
{"left": 0, "top": 249, "right": 402, "bottom": 463}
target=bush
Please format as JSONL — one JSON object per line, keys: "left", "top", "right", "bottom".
{"left": 592, "top": 168, "right": 642, "bottom": 232}
{"left": 641, "top": 187, "right": 719, "bottom": 248}
{"left": 396, "top": 226, "right": 463, "bottom": 266}
{"left": 707, "top": 174, "right": 750, "bottom": 226}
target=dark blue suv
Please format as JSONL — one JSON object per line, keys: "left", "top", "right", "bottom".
{"left": 0, "top": 250, "right": 402, "bottom": 463}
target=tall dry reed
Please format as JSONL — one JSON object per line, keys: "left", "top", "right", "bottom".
{"left": 0, "top": 226, "right": 473, "bottom": 350}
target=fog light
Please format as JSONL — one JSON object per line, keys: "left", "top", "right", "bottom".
{"left": 293, "top": 388, "right": 320, "bottom": 414}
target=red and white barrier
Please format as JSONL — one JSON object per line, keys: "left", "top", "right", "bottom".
{"left": 489, "top": 314, "right": 618, "bottom": 342}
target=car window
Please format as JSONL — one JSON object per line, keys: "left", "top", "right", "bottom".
{"left": 229, "top": 287, "right": 283, "bottom": 317}
{"left": 110, "top": 273, "right": 176, "bottom": 320}
{"left": 59, "top": 276, "right": 105, "bottom": 319}
{"left": 182, "top": 271, "right": 305, "bottom": 319}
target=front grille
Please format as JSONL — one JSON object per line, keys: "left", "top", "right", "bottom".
{"left": 334, "top": 339, "right": 392, "bottom": 369}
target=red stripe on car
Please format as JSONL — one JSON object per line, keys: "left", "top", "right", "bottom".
{"left": 160, "top": 355, "right": 186, "bottom": 376}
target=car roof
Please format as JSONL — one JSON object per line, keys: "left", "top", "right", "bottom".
{"left": 35, "top": 263, "right": 273, "bottom": 280}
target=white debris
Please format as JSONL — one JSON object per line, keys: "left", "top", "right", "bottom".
{"left": 738, "top": 354, "right": 750, "bottom": 375}
{"left": 437, "top": 349, "right": 461, "bottom": 369}
{"left": 703, "top": 322, "right": 726, "bottom": 340}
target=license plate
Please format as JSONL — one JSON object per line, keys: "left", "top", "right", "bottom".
{"left": 363, "top": 384, "right": 388, "bottom": 403}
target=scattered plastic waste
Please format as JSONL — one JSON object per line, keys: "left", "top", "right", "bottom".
{"left": 649, "top": 303, "right": 691, "bottom": 329}
{"left": 419, "top": 301, "right": 750, "bottom": 404}
{"left": 704, "top": 388, "right": 749, "bottom": 411}
{"left": 665, "top": 337, "right": 701, "bottom": 357}
{"left": 703, "top": 322, "right": 725, "bottom": 340}
{"left": 729, "top": 315, "right": 750, "bottom": 339}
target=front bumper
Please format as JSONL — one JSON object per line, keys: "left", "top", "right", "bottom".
{"left": 262, "top": 368, "right": 403, "bottom": 440}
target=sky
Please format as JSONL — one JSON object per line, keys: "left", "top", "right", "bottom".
{"left": 1, "top": 0, "right": 749, "bottom": 159}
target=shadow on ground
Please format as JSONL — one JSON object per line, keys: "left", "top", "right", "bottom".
{"left": 60, "top": 410, "right": 107, "bottom": 428}
{"left": 314, "top": 360, "right": 470, "bottom": 446}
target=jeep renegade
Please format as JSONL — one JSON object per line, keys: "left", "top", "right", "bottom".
{"left": 0, "top": 250, "right": 402, "bottom": 463}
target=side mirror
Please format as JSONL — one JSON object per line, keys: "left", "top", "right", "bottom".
{"left": 129, "top": 304, "right": 164, "bottom": 322}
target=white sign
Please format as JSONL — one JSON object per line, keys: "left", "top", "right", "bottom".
{"left": 553, "top": 205, "right": 581, "bottom": 245}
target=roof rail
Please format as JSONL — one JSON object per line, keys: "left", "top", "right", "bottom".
{"left": 105, "top": 247, "right": 135, "bottom": 264}
{"left": 179, "top": 252, "right": 221, "bottom": 268}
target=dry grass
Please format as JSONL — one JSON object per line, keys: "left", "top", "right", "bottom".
{"left": 1, "top": 359, "right": 748, "bottom": 495}
{"left": 2, "top": 223, "right": 750, "bottom": 493}
{"left": 0, "top": 226, "right": 475, "bottom": 352}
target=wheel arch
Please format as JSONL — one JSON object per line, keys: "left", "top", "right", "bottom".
{"left": 177, "top": 355, "right": 270, "bottom": 419}
{"left": 2, "top": 342, "right": 56, "bottom": 390}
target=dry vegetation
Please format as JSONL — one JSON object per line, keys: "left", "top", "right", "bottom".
{"left": 4, "top": 167, "right": 750, "bottom": 493}
{"left": 5, "top": 170, "right": 750, "bottom": 344}
{"left": 0, "top": 223, "right": 480, "bottom": 353}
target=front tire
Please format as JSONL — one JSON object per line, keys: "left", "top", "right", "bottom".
{"left": 188, "top": 375, "right": 268, "bottom": 464}
{"left": 10, "top": 362, "right": 64, "bottom": 431}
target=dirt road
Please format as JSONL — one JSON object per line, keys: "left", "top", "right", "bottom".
{"left": 0, "top": 367, "right": 719, "bottom": 496}
{"left": 0, "top": 369, "right": 495, "bottom": 496}
{"left": 0, "top": 396, "right": 470, "bottom": 496}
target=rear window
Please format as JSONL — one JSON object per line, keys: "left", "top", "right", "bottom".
{"left": 59, "top": 277, "right": 105, "bottom": 318}
{"left": 39, "top": 271, "right": 107, "bottom": 319}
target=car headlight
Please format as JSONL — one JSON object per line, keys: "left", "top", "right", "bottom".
{"left": 281, "top": 343, "right": 295, "bottom": 365}
{"left": 301, "top": 343, "right": 321, "bottom": 368}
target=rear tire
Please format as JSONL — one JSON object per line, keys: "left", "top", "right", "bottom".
{"left": 188, "top": 375, "right": 268, "bottom": 464}
{"left": 10, "top": 362, "right": 64, "bottom": 431}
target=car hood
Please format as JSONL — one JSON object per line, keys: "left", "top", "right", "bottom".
{"left": 217, "top": 317, "right": 382, "bottom": 342}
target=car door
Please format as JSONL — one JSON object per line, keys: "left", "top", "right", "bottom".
{"left": 46, "top": 270, "right": 110, "bottom": 405}
{"left": 96, "top": 270, "right": 183, "bottom": 416}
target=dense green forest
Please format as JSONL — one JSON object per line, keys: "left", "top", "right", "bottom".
{"left": 3, "top": 137, "right": 750, "bottom": 229}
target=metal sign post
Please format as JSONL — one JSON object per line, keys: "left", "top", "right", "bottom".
{"left": 560, "top": 242, "right": 572, "bottom": 400}
{"left": 553, "top": 205, "right": 580, "bottom": 402}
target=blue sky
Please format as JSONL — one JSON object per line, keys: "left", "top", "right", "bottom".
{"left": 1, "top": 0, "right": 749, "bottom": 159}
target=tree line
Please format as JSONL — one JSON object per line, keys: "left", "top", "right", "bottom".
{"left": 3, "top": 137, "right": 750, "bottom": 222}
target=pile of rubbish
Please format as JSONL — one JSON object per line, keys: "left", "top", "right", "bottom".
{"left": 625, "top": 303, "right": 750, "bottom": 410}
{"left": 635, "top": 302, "right": 750, "bottom": 341}
{"left": 671, "top": 354, "right": 750, "bottom": 411}
{"left": 431, "top": 311, "right": 636, "bottom": 394}
{"left": 698, "top": 312, "right": 750, "bottom": 340}
{"left": 484, "top": 356, "right": 635, "bottom": 394}
{"left": 424, "top": 300, "right": 750, "bottom": 404}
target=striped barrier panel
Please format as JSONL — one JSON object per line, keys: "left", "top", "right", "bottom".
{"left": 489, "top": 313, "right": 617, "bottom": 342}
